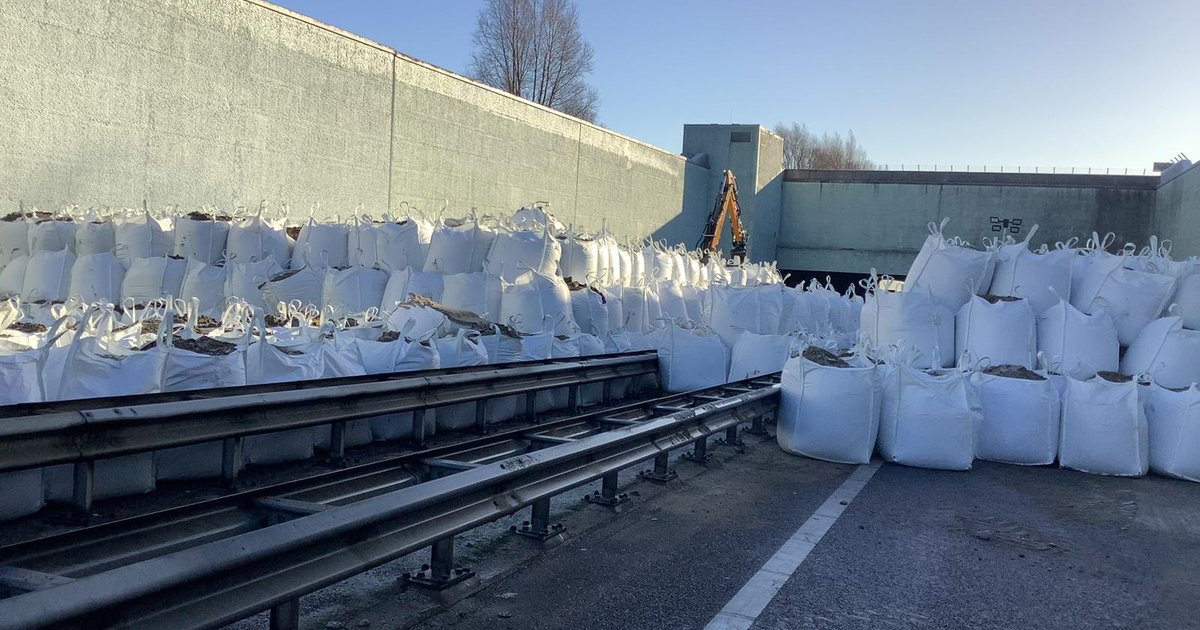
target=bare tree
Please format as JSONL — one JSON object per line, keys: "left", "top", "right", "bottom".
{"left": 470, "top": 0, "right": 600, "bottom": 122}
{"left": 773, "top": 123, "right": 873, "bottom": 170}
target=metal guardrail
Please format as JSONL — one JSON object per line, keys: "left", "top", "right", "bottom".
{"left": 0, "top": 352, "right": 657, "bottom": 513}
{"left": 0, "top": 378, "right": 779, "bottom": 630}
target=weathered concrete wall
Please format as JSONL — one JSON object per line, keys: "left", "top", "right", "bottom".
{"left": 1151, "top": 164, "right": 1200, "bottom": 258}
{"left": 0, "top": 0, "right": 701, "bottom": 242}
{"left": 778, "top": 170, "right": 1159, "bottom": 276}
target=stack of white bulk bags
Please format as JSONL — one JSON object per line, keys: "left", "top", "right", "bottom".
{"left": 322, "top": 265, "right": 389, "bottom": 318}
{"left": 955, "top": 295, "right": 1037, "bottom": 369}
{"left": 227, "top": 212, "right": 290, "bottom": 265}
{"left": 113, "top": 211, "right": 173, "bottom": 269}
{"left": 778, "top": 347, "right": 880, "bottom": 464}
{"left": 1037, "top": 297, "right": 1119, "bottom": 379}
{"left": 988, "top": 226, "right": 1074, "bottom": 314}
{"left": 905, "top": 218, "right": 996, "bottom": 310}
{"left": 173, "top": 212, "right": 230, "bottom": 264}
{"left": 291, "top": 217, "right": 349, "bottom": 271}
{"left": 728, "top": 331, "right": 792, "bottom": 381}
{"left": 22, "top": 248, "right": 76, "bottom": 302}
{"left": 1142, "top": 383, "right": 1200, "bottom": 482}
{"left": 860, "top": 276, "right": 955, "bottom": 369}
{"left": 1120, "top": 313, "right": 1200, "bottom": 389}
{"left": 649, "top": 322, "right": 728, "bottom": 393}
{"left": 485, "top": 226, "right": 561, "bottom": 282}
{"left": 1059, "top": 374, "right": 1148, "bottom": 476}
{"left": 68, "top": 252, "right": 125, "bottom": 304}
{"left": 425, "top": 215, "right": 495, "bottom": 274}
{"left": 877, "top": 358, "right": 979, "bottom": 470}
{"left": 971, "top": 366, "right": 1060, "bottom": 465}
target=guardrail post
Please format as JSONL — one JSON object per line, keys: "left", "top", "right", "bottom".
{"left": 585, "top": 471, "right": 630, "bottom": 508}
{"left": 268, "top": 598, "right": 300, "bottom": 630}
{"left": 567, "top": 384, "right": 580, "bottom": 414}
{"left": 327, "top": 421, "right": 346, "bottom": 464}
{"left": 403, "top": 536, "right": 476, "bottom": 595}
{"left": 744, "top": 412, "right": 768, "bottom": 436}
{"left": 222, "top": 437, "right": 243, "bottom": 488}
{"left": 638, "top": 452, "right": 677, "bottom": 484}
{"left": 681, "top": 435, "right": 711, "bottom": 463}
{"left": 602, "top": 380, "right": 613, "bottom": 405}
{"left": 718, "top": 425, "right": 744, "bottom": 451}
{"left": 513, "top": 497, "right": 565, "bottom": 545}
{"left": 72, "top": 460, "right": 95, "bottom": 515}
{"left": 411, "top": 409, "right": 426, "bottom": 448}
{"left": 474, "top": 398, "right": 489, "bottom": 433}
{"left": 525, "top": 392, "right": 536, "bottom": 423}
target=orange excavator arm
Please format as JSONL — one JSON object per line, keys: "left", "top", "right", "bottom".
{"left": 695, "top": 170, "right": 748, "bottom": 262}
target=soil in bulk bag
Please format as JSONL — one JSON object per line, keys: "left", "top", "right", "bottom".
{"left": 988, "top": 226, "right": 1075, "bottom": 315}
{"left": 778, "top": 347, "right": 880, "bottom": 464}
{"left": 0, "top": 213, "right": 30, "bottom": 267}
{"left": 707, "top": 284, "right": 785, "bottom": 348}
{"left": 649, "top": 323, "right": 728, "bottom": 393}
{"left": 905, "top": 218, "right": 996, "bottom": 310}
{"left": 322, "top": 265, "right": 388, "bottom": 318}
{"left": 68, "top": 252, "right": 125, "bottom": 304}
{"left": 259, "top": 265, "right": 323, "bottom": 310}
{"left": 28, "top": 217, "right": 77, "bottom": 254}
{"left": 484, "top": 226, "right": 561, "bottom": 283}
{"left": 1037, "top": 296, "right": 1118, "bottom": 379}
{"left": 729, "top": 331, "right": 793, "bottom": 381}
{"left": 435, "top": 330, "right": 490, "bottom": 430}
{"left": 21, "top": 248, "right": 75, "bottom": 302}
{"left": 0, "top": 254, "right": 29, "bottom": 296}
{"left": 878, "top": 360, "right": 980, "bottom": 470}
{"left": 971, "top": 365, "right": 1060, "bottom": 465}
{"left": 442, "top": 272, "right": 502, "bottom": 320}
{"left": 381, "top": 268, "right": 444, "bottom": 311}
{"left": 114, "top": 211, "right": 173, "bottom": 269}
{"left": 173, "top": 211, "right": 230, "bottom": 264}
{"left": 291, "top": 217, "right": 349, "bottom": 271}
{"left": 155, "top": 314, "right": 251, "bottom": 480}
{"left": 1059, "top": 373, "right": 1148, "bottom": 476}
{"left": 1120, "top": 313, "right": 1200, "bottom": 389}
{"left": 179, "top": 259, "right": 227, "bottom": 317}
{"left": 224, "top": 259, "right": 282, "bottom": 311}
{"left": 1083, "top": 265, "right": 1176, "bottom": 346}
{"left": 569, "top": 283, "right": 609, "bottom": 340}
{"left": 75, "top": 217, "right": 116, "bottom": 257}
{"left": 227, "top": 212, "right": 289, "bottom": 265}
{"left": 859, "top": 277, "right": 955, "bottom": 369}
{"left": 1142, "top": 383, "right": 1200, "bottom": 482}
{"left": 425, "top": 214, "right": 495, "bottom": 274}
{"left": 242, "top": 313, "right": 323, "bottom": 465}
{"left": 955, "top": 295, "right": 1036, "bottom": 369}
{"left": 558, "top": 232, "right": 599, "bottom": 284}
{"left": 121, "top": 255, "right": 187, "bottom": 304}
{"left": 500, "top": 270, "right": 573, "bottom": 336}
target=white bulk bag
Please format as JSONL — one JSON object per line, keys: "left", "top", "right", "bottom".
{"left": 778, "top": 352, "right": 880, "bottom": 464}
{"left": 988, "top": 227, "right": 1074, "bottom": 314}
{"left": 68, "top": 253, "right": 125, "bottom": 304}
{"left": 626, "top": 245, "right": 645, "bottom": 288}
{"left": 291, "top": 219, "right": 349, "bottom": 270}
{"left": 649, "top": 323, "right": 728, "bottom": 393}
{"left": 21, "top": 248, "right": 76, "bottom": 302}
{"left": 375, "top": 218, "right": 428, "bottom": 271}
{"left": 259, "top": 266, "right": 323, "bottom": 309}
{"left": 28, "top": 219, "right": 77, "bottom": 254}
{"left": 602, "top": 287, "right": 625, "bottom": 335}
{"left": 779, "top": 289, "right": 817, "bottom": 334}
{"left": 728, "top": 332, "right": 792, "bottom": 381}
{"left": 243, "top": 318, "right": 322, "bottom": 465}
{"left": 905, "top": 218, "right": 996, "bottom": 310}
{"left": 617, "top": 246, "right": 634, "bottom": 287}
{"left": 114, "top": 211, "right": 173, "bottom": 269}
{"left": 558, "top": 233, "right": 599, "bottom": 283}
{"left": 121, "top": 256, "right": 187, "bottom": 303}
{"left": 1120, "top": 315, "right": 1200, "bottom": 389}
{"left": 322, "top": 266, "right": 389, "bottom": 317}
{"left": 681, "top": 285, "right": 704, "bottom": 322}
{"left": 618, "top": 285, "right": 660, "bottom": 334}
{"left": 859, "top": 282, "right": 955, "bottom": 369}
{"left": 224, "top": 259, "right": 283, "bottom": 311}
{"left": 594, "top": 236, "right": 611, "bottom": 286}
{"left": 657, "top": 281, "right": 689, "bottom": 321}
{"left": 955, "top": 296, "right": 1036, "bottom": 369}
{"left": 0, "top": 216, "right": 29, "bottom": 267}
{"left": 442, "top": 272, "right": 502, "bottom": 319}
{"left": 707, "top": 285, "right": 785, "bottom": 348}
{"left": 227, "top": 214, "right": 289, "bottom": 265}
{"left": 347, "top": 216, "right": 382, "bottom": 268}
{"left": 75, "top": 220, "right": 116, "bottom": 257}
{"left": 173, "top": 214, "right": 230, "bottom": 264}
{"left": 484, "top": 227, "right": 561, "bottom": 282}
{"left": 381, "top": 268, "right": 445, "bottom": 310}
{"left": 363, "top": 334, "right": 440, "bottom": 441}
{"left": 384, "top": 303, "right": 447, "bottom": 340}
{"left": 1143, "top": 384, "right": 1200, "bottom": 482}
{"left": 304, "top": 326, "right": 372, "bottom": 449}
{"left": 1085, "top": 266, "right": 1176, "bottom": 346}
{"left": 569, "top": 285, "right": 610, "bottom": 339}
{"left": 971, "top": 369, "right": 1060, "bottom": 465}
{"left": 1037, "top": 298, "right": 1119, "bottom": 379}
{"left": 878, "top": 364, "right": 979, "bottom": 470}
{"left": 480, "top": 327, "right": 549, "bottom": 422}
{"left": 179, "top": 259, "right": 227, "bottom": 316}
{"left": 1059, "top": 376, "right": 1148, "bottom": 476}
{"left": 425, "top": 215, "right": 495, "bottom": 274}
{"left": 1167, "top": 261, "right": 1200, "bottom": 330}
{"left": 1069, "top": 233, "right": 1125, "bottom": 308}
{"left": 511, "top": 205, "right": 565, "bottom": 233}
{"left": 434, "top": 331, "right": 490, "bottom": 430}
{"left": 500, "top": 270, "right": 573, "bottom": 336}
{"left": 0, "top": 254, "right": 29, "bottom": 296}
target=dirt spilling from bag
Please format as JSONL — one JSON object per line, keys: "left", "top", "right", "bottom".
{"left": 982, "top": 364, "right": 1045, "bottom": 380}
{"left": 1097, "top": 371, "right": 1132, "bottom": 383}
{"left": 408, "top": 294, "right": 520, "bottom": 337}
{"left": 6, "top": 322, "right": 47, "bottom": 334}
{"left": 803, "top": 346, "right": 850, "bottom": 368}
{"left": 185, "top": 211, "right": 233, "bottom": 222}
{"left": 1, "top": 211, "right": 53, "bottom": 221}
{"left": 378, "top": 331, "right": 402, "bottom": 342}
{"left": 172, "top": 336, "right": 238, "bottom": 355}
{"left": 566, "top": 280, "right": 607, "bottom": 302}
{"left": 983, "top": 295, "right": 1024, "bottom": 304}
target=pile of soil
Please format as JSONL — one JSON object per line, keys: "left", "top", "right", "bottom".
{"left": 137, "top": 315, "right": 187, "bottom": 335}
{"left": 285, "top": 226, "right": 302, "bottom": 240}
{"left": 6, "top": 322, "right": 47, "bottom": 334}
{"left": 171, "top": 336, "right": 238, "bottom": 356}
{"left": 264, "top": 314, "right": 288, "bottom": 328}
{"left": 185, "top": 211, "right": 233, "bottom": 221}
{"left": 1097, "top": 371, "right": 1132, "bottom": 383}
{"left": 982, "top": 364, "right": 1045, "bottom": 380}
{"left": 1, "top": 211, "right": 52, "bottom": 221}
{"left": 983, "top": 294, "right": 1023, "bottom": 304}
{"left": 268, "top": 269, "right": 302, "bottom": 283}
{"left": 803, "top": 346, "right": 850, "bottom": 368}
{"left": 275, "top": 346, "right": 305, "bottom": 356}
{"left": 194, "top": 315, "right": 221, "bottom": 331}
{"left": 377, "top": 331, "right": 402, "bottom": 342}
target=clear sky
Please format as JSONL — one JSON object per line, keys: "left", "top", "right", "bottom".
{"left": 272, "top": 0, "right": 1198, "bottom": 171}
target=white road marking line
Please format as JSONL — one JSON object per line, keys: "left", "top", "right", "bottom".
{"left": 705, "top": 461, "right": 881, "bottom": 630}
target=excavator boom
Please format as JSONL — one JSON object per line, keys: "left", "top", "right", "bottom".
{"left": 695, "top": 170, "right": 748, "bottom": 262}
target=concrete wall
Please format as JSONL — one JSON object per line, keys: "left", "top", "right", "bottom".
{"left": 778, "top": 170, "right": 1159, "bottom": 276}
{"left": 1151, "top": 163, "right": 1200, "bottom": 258}
{"left": 0, "top": 0, "right": 702, "bottom": 242}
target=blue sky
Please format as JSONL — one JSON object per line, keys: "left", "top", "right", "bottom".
{"left": 273, "top": 0, "right": 1198, "bottom": 171}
